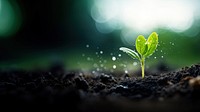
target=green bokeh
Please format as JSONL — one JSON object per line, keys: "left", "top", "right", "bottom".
{"left": 0, "top": 0, "right": 21, "bottom": 37}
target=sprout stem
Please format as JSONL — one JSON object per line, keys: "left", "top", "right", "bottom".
{"left": 140, "top": 58, "right": 145, "bottom": 79}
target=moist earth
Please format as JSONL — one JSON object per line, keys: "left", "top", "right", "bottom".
{"left": 0, "top": 64, "right": 200, "bottom": 112}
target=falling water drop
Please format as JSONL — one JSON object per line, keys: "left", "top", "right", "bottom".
{"left": 113, "top": 65, "right": 116, "bottom": 69}
{"left": 100, "top": 51, "right": 103, "bottom": 54}
{"left": 154, "top": 57, "right": 157, "bottom": 59}
{"left": 112, "top": 56, "right": 116, "bottom": 61}
{"left": 118, "top": 54, "right": 121, "bottom": 57}
{"left": 161, "top": 56, "right": 164, "bottom": 58}
{"left": 125, "top": 70, "right": 128, "bottom": 74}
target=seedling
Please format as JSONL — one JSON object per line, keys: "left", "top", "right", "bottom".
{"left": 119, "top": 32, "right": 158, "bottom": 78}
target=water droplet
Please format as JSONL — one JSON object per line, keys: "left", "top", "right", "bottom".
{"left": 125, "top": 70, "right": 128, "bottom": 74}
{"left": 133, "top": 62, "right": 137, "bottom": 66}
{"left": 100, "top": 51, "right": 103, "bottom": 54}
{"left": 161, "top": 56, "right": 164, "bottom": 58}
{"left": 154, "top": 57, "right": 157, "bottom": 59}
{"left": 118, "top": 54, "right": 121, "bottom": 57}
{"left": 86, "top": 44, "right": 89, "bottom": 48}
{"left": 100, "top": 64, "right": 104, "bottom": 67}
{"left": 113, "top": 65, "right": 116, "bottom": 69}
{"left": 112, "top": 57, "right": 116, "bottom": 61}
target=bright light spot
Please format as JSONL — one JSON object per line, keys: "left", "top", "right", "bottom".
{"left": 125, "top": 70, "right": 128, "bottom": 74}
{"left": 0, "top": 0, "right": 21, "bottom": 37}
{"left": 133, "top": 62, "right": 137, "bottom": 66}
{"left": 86, "top": 44, "right": 89, "bottom": 48}
{"left": 100, "top": 51, "right": 103, "bottom": 54}
{"left": 91, "top": 0, "right": 197, "bottom": 35}
{"left": 113, "top": 65, "right": 116, "bottom": 69}
{"left": 112, "top": 56, "right": 116, "bottom": 61}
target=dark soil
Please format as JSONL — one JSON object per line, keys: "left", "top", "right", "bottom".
{"left": 1, "top": 64, "right": 200, "bottom": 112}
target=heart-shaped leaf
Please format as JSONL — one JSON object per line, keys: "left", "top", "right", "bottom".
{"left": 144, "top": 32, "right": 158, "bottom": 57}
{"left": 136, "top": 35, "right": 148, "bottom": 56}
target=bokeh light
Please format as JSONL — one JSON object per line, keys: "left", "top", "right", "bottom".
{"left": 0, "top": 0, "right": 21, "bottom": 37}
{"left": 91, "top": 0, "right": 199, "bottom": 44}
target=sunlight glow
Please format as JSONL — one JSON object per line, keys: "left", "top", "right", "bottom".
{"left": 91, "top": 0, "right": 196, "bottom": 33}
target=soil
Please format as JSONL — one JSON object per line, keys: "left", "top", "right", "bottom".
{"left": 0, "top": 64, "right": 200, "bottom": 112}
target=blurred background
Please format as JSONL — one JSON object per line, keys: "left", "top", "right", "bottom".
{"left": 0, "top": 0, "right": 200, "bottom": 74}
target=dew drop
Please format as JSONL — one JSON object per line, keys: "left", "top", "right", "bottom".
{"left": 112, "top": 57, "right": 116, "bottom": 61}
{"left": 113, "top": 65, "right": 116, "bottom": 69}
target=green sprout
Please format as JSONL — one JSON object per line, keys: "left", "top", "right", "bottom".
{"left": 119, "top": 32, "right": 158, "bottom": 78}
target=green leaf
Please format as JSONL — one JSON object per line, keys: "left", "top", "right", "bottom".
{"left": 136, "top": 35, "right": 148, "bottom": 56}
{"left": 119, "top": 47, "right": 140, "bottom": 60}
{"left": 144, "top": 32, "right": 158, "bottom": 57}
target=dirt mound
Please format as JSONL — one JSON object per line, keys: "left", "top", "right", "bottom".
{"left": 0, "top": 64, "right": 200, "bottom": 112}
